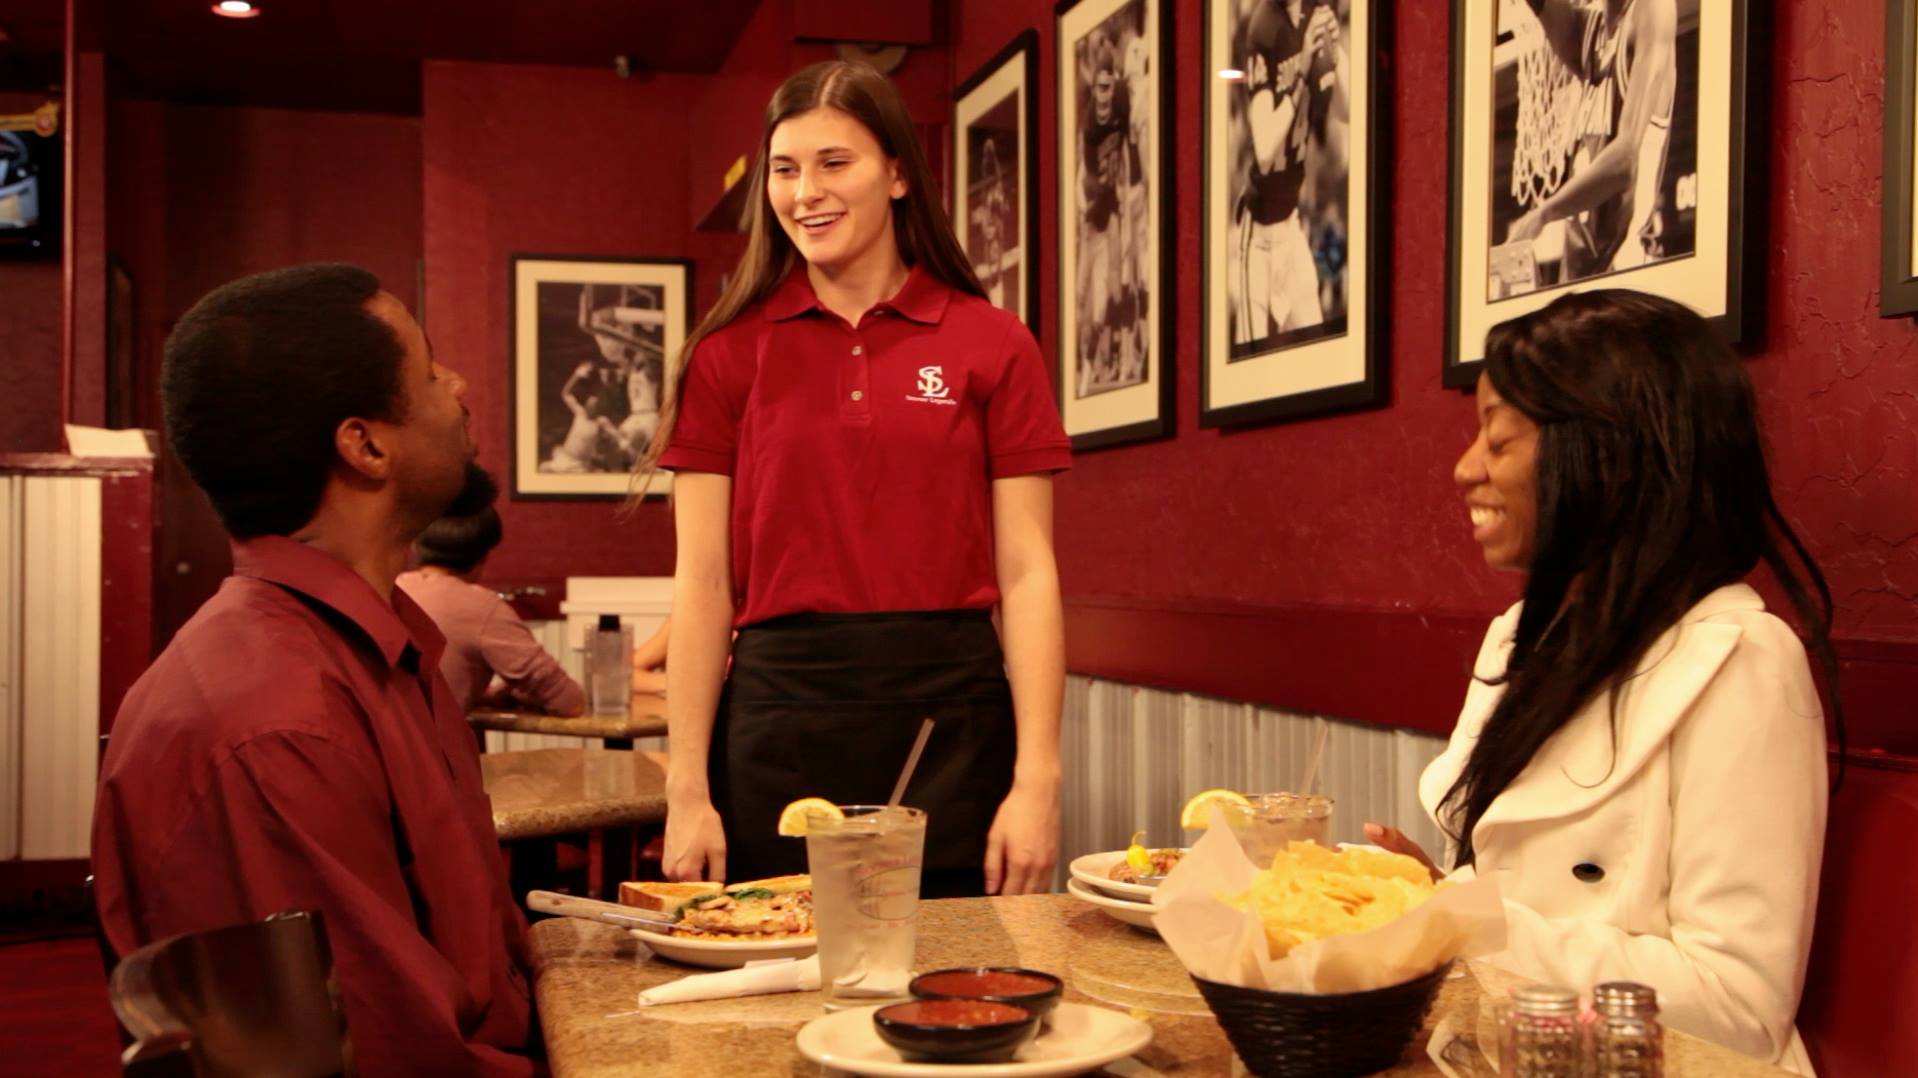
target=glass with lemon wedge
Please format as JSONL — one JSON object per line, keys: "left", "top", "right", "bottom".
{"left": 778, "top": 798, "right": 926, "bottom": 1011}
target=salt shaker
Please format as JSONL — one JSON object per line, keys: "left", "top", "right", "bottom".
{"left": 1500, "top": 984, "right": 1587, "bottom": 1078}
{"left": 586, "top": 613, "right": 633, "bottom": 716}
{"left": 1592, "top": 982, "right": 1663, "bottom": 1078}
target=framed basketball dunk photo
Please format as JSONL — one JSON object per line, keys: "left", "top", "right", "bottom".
{"left": 1443, "top": 0, "right": 1768, "bottom": 386}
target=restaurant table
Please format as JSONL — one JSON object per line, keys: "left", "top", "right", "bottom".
{"left": 528, "top": 892, "right": 1793, "bottom": 1078}
{"left": 482, "top": 747, "right": 669, "bottom": 841}
{"left": 470, "top": 694, "right": 669, "bottom": 744}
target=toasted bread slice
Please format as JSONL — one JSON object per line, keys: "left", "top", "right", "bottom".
{"left": 618, "top": 880, "right": 724, "bottom": 915}
{"left": 724, "top": 873, "right": 810, "bottom": 896}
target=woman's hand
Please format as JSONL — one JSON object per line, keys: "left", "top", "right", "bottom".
{"left": 983, "top": 778, "right": 1059, "bottom": 895}
{"left": 1363, "top": 822, "right": 1442, "bottom": 883}
{"left": 663, "top": 795, "right": 727, "bottom": 883}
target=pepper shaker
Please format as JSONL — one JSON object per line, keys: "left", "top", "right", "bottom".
{"left": 1592, "top": 982, "right": 1663, "bottom": 1078}
{"left": 1500, "top": 984, "right": 1587, "bottom": 1078}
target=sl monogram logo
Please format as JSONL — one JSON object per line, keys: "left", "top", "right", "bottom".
{"left": 916, "top": 365, "right": 950, "bottom": 399}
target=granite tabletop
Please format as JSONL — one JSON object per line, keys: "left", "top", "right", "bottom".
{"left": 528, "top": 892, "right": 1789, "bottom": 1077}
{"left": 470, "top": 695, "right": 669, "bottom": 739}
{"left": 481, "top": 748, "right": 668, "bottom": 841}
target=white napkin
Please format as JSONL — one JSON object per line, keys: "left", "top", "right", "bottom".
{"left": 637, "top": 954, "right": 822, "bottom": 1006}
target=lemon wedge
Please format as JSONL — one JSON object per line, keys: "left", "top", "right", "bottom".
{"left": 776, "top": 797, "right": 843, "bottom": 837}
{"left": 1180, "top": 788, "right": 1250, "bottom": 830}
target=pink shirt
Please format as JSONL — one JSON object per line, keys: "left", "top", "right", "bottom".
{"left": 397, "top": 569, "right": 584, "bottom": 715}
{"left": 92, "top": 536, "right": 535, "bottom": 1077}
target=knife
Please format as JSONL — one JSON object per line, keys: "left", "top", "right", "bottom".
{"left": 527, "top": 890, "right": 684, "bottom": 933}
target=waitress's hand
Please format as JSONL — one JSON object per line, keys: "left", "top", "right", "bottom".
{"left": 984, "top": 779, "right": 1059, "bottom": 895}
{"left": 1362, "top": 822, "right": 1442, "bottom": 883}
{"left": 663, "top": 796, "right": 727, "bottom": 883}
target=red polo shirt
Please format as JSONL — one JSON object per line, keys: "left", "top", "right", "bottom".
{"left": 92, "top": 536, "right": 535, "bottom": 1077}
{"left": 661, "top": 265, "right": 1071, "bottom": 627}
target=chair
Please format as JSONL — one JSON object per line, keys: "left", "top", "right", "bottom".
{"left": 1798, "top": 757, "right": 1918, "bottom": 1077}
{"left": 107, "top": 910, "right": 350, "bottom": 1078}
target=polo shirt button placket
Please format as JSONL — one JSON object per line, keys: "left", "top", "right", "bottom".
{"left": 844, "top": 335, "right": 871, "bottom": 420}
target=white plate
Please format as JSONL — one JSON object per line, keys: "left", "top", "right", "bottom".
{"left": 795, "top": 1000, "right": 1153, "bottom": 1078}
{"left": 1066, "top": 850, "right": 1187, "bottom": 902}
{"left": 626, "top": 926, "right": 817, "bottom": 969}
{"left": 1064, "top": 878, "right": 1158, "bottom": 934}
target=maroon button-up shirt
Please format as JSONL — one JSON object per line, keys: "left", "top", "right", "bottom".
{"left": 92, "top": 536, "right": 535, "bottom": 1077}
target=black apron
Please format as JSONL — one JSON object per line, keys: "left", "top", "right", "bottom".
{"left": 710, "top": 610, "right": 1016, "bottom": 898}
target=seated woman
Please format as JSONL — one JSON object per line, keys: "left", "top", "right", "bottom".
{"left": 398, "top": 507, "right": 585, "bottom": 716}
{"left": 1367, "top": 290, "right": 1840, "bottom": 1075}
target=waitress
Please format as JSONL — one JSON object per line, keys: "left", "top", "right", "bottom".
{"left": 641, "top": 60, "right": 1070, "bottom": 899}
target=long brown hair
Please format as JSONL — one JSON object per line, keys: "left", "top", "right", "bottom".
{"left": 630, "top": 61, "right": 986, "bottom": 498}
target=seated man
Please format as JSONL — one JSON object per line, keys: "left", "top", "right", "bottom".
{"left": 399, "top": 507, "right": 585, "bottom": 715}
{"left": 91, "top": 264, "right": 537, "bottom": 1076}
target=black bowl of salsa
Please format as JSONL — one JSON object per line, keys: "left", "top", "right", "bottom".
{"left": 872, "top": 999, "right": 1039, "bottom": 1062}
{"left": 910, "top": 967, "right": 1065, "bottom": 1022}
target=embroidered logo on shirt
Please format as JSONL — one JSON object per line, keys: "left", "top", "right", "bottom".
{"left": 906, "top": 365, "right": 958, "bottom": 406}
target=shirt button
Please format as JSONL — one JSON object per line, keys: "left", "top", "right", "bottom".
{"left": 851, "top": 345, "right": 864, "bottom": 356}
{"left": 850, "top": 390, "right": 863, "bottom": 401}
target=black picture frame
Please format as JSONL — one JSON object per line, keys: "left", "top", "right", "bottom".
{"left": 1199, "top": 0, "right": 1392, "bottom": 428}
{"left": 1443, "top": 0, "right": 1769, "bottom": 387}
{"left": 1055, "top": 0, "right": 1176, "bottom": 451}
{"left": 1885, "top": 0, "right": 1918, "bottom": 316}
{"left": 507, "top": 253, "right": 693, "bottom": 500}
{"left": 953, "top": 29, "right": 1042, "bottom": 334}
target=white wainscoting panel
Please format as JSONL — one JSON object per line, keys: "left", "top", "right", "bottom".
{"left": 1060, "top": 675, "right": 1447, "bottom": 877}
{"left": 19, "top": 476, "right": 104, "bottom": 859}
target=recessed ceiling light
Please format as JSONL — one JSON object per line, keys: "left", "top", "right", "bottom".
{"left": 211, "top": 1, "right": 260, "bottom": 17}
{"left": 1217, "top": 68, "right": 1245, "bottom": 81}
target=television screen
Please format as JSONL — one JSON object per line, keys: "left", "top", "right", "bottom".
{"left": 0, "top": 102, "right": 62, "bottom": 259}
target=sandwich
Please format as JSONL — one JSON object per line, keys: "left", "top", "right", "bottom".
{"left": 619, "top": 874, "right": 814, "bottom": 939}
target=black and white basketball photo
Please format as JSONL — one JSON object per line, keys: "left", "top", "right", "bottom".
{"left": 1070, "top": 0, "right": 1152, "bottom": 399}
{"left": 1487, "top": 0, "right": 1699, "bottom": 300}
{"left": 533, "top": 281, "right": 665, "bottom": 476}
{"left": 1223, "top": 0, "right": 1352, "bottom": 360}
{"left": 964, "top": 101, "right": 1022, "bottom": 317}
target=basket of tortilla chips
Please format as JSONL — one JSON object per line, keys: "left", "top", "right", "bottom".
{"left": 1150, "top": 814, "right": 1506, "bottom": 1078}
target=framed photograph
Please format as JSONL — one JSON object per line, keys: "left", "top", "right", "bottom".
{"left": 1444, "top": 0, "right": 1767, "bottom": 386}
{"left": 1201, "top": 0, "right": 1390, "bottom": 428}
{"left": 954, "top": 30, "right": 1041, "bottom": 331}
{"left": 1884, "top": 0, "right": 1918, "bottom": 316}
{"left": 1056, "top": 0, "right": 1174, "bottom": 450}
{"left": 509, "top": 254, "right": 692, "bottom": 499}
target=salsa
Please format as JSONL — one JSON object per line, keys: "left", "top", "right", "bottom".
{"left": 915, "top": 970, "right": 1056, "bottom": 998}
{"left": 880, "top": 1000, "right": 1029, "bottom": 1027}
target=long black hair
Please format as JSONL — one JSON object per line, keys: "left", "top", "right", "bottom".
{"left": 1439, "top": 290, "right": 1844, "bottom": 868}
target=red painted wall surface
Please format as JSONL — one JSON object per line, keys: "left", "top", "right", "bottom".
{"left": 0, "top": 92, "right": 64, "bottom": 453}
{"left": 948, "top": 2, "right": 1918, "bottom": 739}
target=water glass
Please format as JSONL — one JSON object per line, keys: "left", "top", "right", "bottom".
{"left": 804, "top": 804, "right": 926, "bottom": 1010}
{"left": 1225, "top": 792, "right": 1334, "bottom": 869}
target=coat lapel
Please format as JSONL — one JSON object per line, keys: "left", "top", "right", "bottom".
{"left": 1426, "top": 585, "right": 1765, "bottom": 839}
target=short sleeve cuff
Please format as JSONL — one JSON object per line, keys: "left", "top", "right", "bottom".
{"left": 990, "top": 443, "right": 1073, "bottom": 479}
{"left": 658, "top": 443, "right": 734, "bottom": 475}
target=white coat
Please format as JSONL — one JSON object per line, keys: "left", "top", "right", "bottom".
{"left": 1420, "top": 584, "right": 1826, "bottom": 1075}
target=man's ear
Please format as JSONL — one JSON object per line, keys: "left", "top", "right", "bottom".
{"left": 335, "top": 417, "right": 393, "bottom": 481}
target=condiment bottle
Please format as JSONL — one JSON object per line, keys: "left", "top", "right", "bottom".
{"left": 1592, "top": 982, "right": 1663, "bottom": 1078}
{"left": 1500, "top": 984, "right": 1587, "bottom": 1078}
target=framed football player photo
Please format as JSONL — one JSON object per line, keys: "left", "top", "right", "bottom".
{"left": 509, "top": 254, "right": 691, "bottom": 500}
{"left": 1444, "top": 0, "right": 1768, "bottom": 386}
{"left": 1056, "top": 0, "right": 1175, "bottom": 450}
{"left": 1201, "top": 0, "right": 1390, "bottom": 428}
{"left": 1883, "top": 0, "right": 1918, "bottom": 317}
{"left": 954, "top": 30, "right": 1039, "bottom": 331}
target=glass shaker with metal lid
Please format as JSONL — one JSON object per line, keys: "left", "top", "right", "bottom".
{"left": 1500, "top": 983, "right": 1586, "bottom": 1078}
{"left": 1592, "top": 981, "right": 1663, "bottom": 1078}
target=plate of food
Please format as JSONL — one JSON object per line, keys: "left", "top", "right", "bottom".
{"left": 1067, "top": 835, "right": 1186, "bottom": 902}
{"left": 795, "top": 1000, "right": 1153, "bottom": 1078}
{"left": 620, "top": 875, "right": 818, "bottom": 969}
{"left": 1064, "top": 878, "right": 1158, "bottom": 934}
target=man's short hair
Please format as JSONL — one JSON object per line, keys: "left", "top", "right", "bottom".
{"left": 413, "top": 507, "right": 503, "bottom": 574}
{"left": 162, "top": 263, "right": 406, "bottom": 538}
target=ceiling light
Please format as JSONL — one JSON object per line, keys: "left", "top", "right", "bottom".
{"left": 211, "top": 1, "right": 260, "bottom": 17}
{"left": 1217, "top": 68, "right": 1245, "bottom": 80}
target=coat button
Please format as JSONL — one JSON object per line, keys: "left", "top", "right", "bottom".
{"left": 1573, "top": 863, "right": 1605, "bottom": 883}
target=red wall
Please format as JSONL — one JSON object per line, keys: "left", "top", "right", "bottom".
{"left": 947, "top": 2, "right": 1918, "bottom": 746}
{"left": 0, "top": 91, "right": 64, "bottom": 453}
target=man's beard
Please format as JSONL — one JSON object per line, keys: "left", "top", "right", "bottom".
{"left": 442, "top": 460, "right": 498, "bottom": 519}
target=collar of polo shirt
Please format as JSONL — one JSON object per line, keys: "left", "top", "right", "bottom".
{"left": 764, "top": 263, "right": 950, "bottom": 325}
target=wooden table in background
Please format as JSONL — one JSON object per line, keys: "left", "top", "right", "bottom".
{"left": 469, "top": 694, "right": 668, "bottom": 744}
{"left": 481, "top": 747, "right": 669, "bottom": 901}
